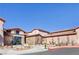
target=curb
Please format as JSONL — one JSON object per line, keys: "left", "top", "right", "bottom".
{"left": 48, "top": 46, "right": 79, "bottom": 51}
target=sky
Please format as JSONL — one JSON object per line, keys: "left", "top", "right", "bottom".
{"left": 0, "top": 3, "right": 79, "bottom": 32}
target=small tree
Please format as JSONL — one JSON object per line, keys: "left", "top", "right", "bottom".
{"left": 44, "top": 43, "right": 47, "bottom": 49}
{"left": 52, "top": 41, "right": 55, "bottom": 45}
{"left": 71, "top": 40, "right": 74, "bottom": 46}
{"left": 51, "top": 39, "right": 55, "bottom": 45}
{"left": 66, "top": 36, "right": 70, "bottom": 46}
{"left": 58, "top": 37, "right": 60, "bottom": 46}
{"left": 49, "top": 41, "right": 52, "bottom": 45}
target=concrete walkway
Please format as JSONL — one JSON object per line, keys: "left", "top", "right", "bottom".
{"left": 0, "top": 45, "right": 48, "bottom": 55}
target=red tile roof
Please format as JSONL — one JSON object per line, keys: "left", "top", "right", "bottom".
{"left": 26, "top": 34, "right": 43, "bottom": 37}
{"left": 43, "top": 33, "right": 76, "bottom": 38}
{"left": 6, "top": 28, "right": 26, "bottom": 33}
{"left": 29, "top": 29, "right": 50, "bottom": 33}
{"left": 50, "top": 28, "right": 75, "bottom": 34}
{"left": 50, "top": 27, "right": 79, "bottom": 34}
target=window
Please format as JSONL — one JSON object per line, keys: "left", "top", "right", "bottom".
{"left": 12, "top": 36, "right": 21, "bottom": 45}
{"left": 16, "top": 31, "right": 19, "bottom": 34}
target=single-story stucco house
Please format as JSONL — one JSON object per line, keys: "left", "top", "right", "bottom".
{"left": 0, "top": 18, "right": 79, "bottom": 47}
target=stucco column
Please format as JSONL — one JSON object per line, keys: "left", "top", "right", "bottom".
{"left": 0, "top": 18, "right": 5, "bottom": 46}
{"left": 21, "top": 36, "right": 25, "bottom": 45}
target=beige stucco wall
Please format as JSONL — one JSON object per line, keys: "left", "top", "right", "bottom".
{"left": 26, "top": 37, "right": 36, "bottom": 45}
{"left": 26, "top": 36, "right": 42, "bottom": 45}
{"left": 42, "top": 34, "right": 77, "bottom": 46}
{"left": 75, "top": 28, "right": 79, "bottom": 44}
{"left": 58, "top": 36, "right": 67, "bottom": 44}
{"left": 45, "top": 37, "right": 52, "bottom": 44}
{"left": 52, "top": 37, "right": 58, "bottom": 45}
{"left": 42, "top": 37, "right": 58, "bottom": 45}
{"left": 68, "top": 35, "right": 77, "bottom": 45}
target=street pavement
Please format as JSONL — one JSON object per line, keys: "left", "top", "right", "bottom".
{"left": 23, "top": 48, "right": 79, "bottom": 55}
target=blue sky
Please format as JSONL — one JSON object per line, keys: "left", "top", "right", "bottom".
{"left": 0, "top": 3, "right": 79, "bottom": 32}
